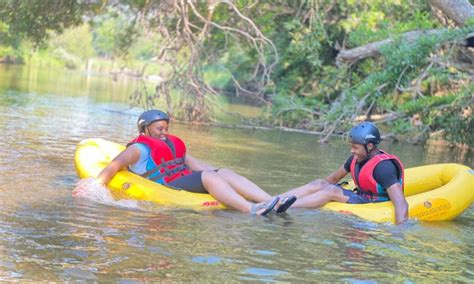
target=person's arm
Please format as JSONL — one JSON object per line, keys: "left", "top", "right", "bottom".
{"left": 325, "top": 165, "right": 349, "bottom": 184}
{"left": 73, "top": 146, "right": 141, "bottom": 196}
{"left": 185, "top": 154, "right": 216, "bottom": 171}
{"left": 373, "top": 160, "right": 408, "bottom": 224}
{"left": 387, "top": 183, "right": 409, "bottom": 224}
{"left": 96, "top": 146, "right": 141, "bottom": 184}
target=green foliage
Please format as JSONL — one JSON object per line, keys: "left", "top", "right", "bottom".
{"left": 273, "top": 19, "right": 324, "bottom": 96}
{"left": 0, "top": 0, "right": 99, "bottom": 46}
{"left": 0, "top": 20, "right": 24, "bottom": 62}
{"left": 341, "top": 0, "right": 434, "bottom": 48}
{"left": 203, "top": 64, "right": 232, "bottom": 89}
{"left": 1, "top": 0, "right": 472, "bottom": 146}
{"left": 256, "top": 0, "right": 473, "bottom": 148}
{"left": 282, "top": 19, "right": 324, "bottom": 68}
{"left": 91, "top": 13, "right": 118, "bottom": 57}
{"left": 0, "top": 45, "right": 15, "bottom": 58}
{"left": 128, "top": 32, "right": 160, "bottom": 60}
{"left": 0, "top": 20, "right": 18, "bottom": 48}
{"left": 390, "top": 118, "right": 413, "bottom": 135}
{"left": 465, "top": 17, "right": 474, "bottom": 26}
{"left": 269, "top": 93, "right": 326, "bottom": 128}
{"left": 398, "top": 95, "right": 457, "bottom": 115}
{"left": 91, "top": 7, "right": 141, "bottom": 59}
{"left": 431, "top": 88, "right": 473, "bottom": 147}
{"left": 270, "top": 2, "right": 347, "bottom": 100}
{"left": 341, "top": 28, "right": 467, "bottom": 104}
{"left": 347, "top": 11, "right": 436, "bottom": 47}
{"left": 49, "top": 24, "right": 94, "bottom": 61}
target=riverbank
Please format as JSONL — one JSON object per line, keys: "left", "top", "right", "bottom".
{"left": 1, "top": 60, "right": 471, "bottom": 151}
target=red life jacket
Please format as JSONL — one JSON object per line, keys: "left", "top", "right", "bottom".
{"left": 129, "top": 134, "right": 192, "bottom": 184}
{"left": 350, "top": 151, "right": 404, "bottom": 201}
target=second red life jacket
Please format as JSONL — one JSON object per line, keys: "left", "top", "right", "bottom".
{"left": 350, "top": 151, "right": 405, "bottom": 202}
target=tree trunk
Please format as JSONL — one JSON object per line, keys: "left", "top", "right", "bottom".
{"left": 336, "top": 29, "right": 442, "bottom": 66}
{"left": 428, "top": 0, "right": 474, "bottom": 26}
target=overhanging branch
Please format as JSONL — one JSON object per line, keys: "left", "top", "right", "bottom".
{"left": 336, "top": 29, "right": 442, "bottom": 66}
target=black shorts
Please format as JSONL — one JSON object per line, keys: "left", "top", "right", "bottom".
{"left": 168, "top": 171, "right": 207, "bottom": 194}
{"left": 341, "top": 188, "right": 372, "bottom": 204}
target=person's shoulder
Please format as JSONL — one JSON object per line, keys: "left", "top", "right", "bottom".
{"left": 375, "top": 158, "right": 396, "bottom": 166}
{"left": 346, "top": 155, "right": 354, "bottom": 163}
{"left": 373, "top": 158, "right": 401, "bottom": 189}
{"left": 129, "top": 142, "right": 150, "bottom": 155}
{"left": 374, "top": 159, "right": 398, "bottom": 173}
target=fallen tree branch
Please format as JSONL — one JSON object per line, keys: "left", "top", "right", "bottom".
{"left": 274, "top": 107, "right": 322, "bottom": 118}
{"left": 428, "top": 56, "right": 474, "bottom": 74}
{"left": 336, "top": 29, "right": 474, "bottom": 66}
{"left": 336, "top": 0, "right": 474, "bottom": 66}
{"left": 336, "top": 29, "right": 442, "bottom": 66}
{"left": 428, "top": 0, "right": 474, "bottom": 27}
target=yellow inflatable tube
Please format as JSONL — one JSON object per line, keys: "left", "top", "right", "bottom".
{"left": 75, "top": 139, "right": 474, "bottom": 222}
{"left": 75, "top": 138, "right": 227, "bottom": 210}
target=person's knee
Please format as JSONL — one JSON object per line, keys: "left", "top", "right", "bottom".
{"left": 202, "top": 170, "right": 231, "bottom": 187}
{"left": 307, "top": 179, "right": 329, "bottom": 193}
{"left": 309, "top": 179, "right": 328, "bottom": 187}
{"left": 216, "top": 168, "right": 235, "bottom": 177}
{"left": 322, "top": 185, "right": 344, "bottom": 200}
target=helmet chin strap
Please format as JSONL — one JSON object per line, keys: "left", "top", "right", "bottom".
{"left": 362, "top": 143, "right": 376, "bottom": 162}
{"left": 364, "top": 144, "right": 369, "bottom": 155}
{"left": 361, "top": 145, "right": 370, "bottom": 162}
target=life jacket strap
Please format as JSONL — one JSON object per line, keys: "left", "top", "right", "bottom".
{"left": 147, "top": 164, "right": 189, "bottom": 182}
{"left": 141, "top": 157, "right": 185, "bottom": 178}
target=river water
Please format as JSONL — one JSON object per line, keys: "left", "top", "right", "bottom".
{"left": 1, "top": 65, "right": 473, "bottom": 282}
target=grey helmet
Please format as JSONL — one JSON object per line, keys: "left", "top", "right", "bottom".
{"left": 137, "top": 109, "right": 170, "bottom": 133}
{"left": 349, "top": 122, "right": 381, "bottom": 145}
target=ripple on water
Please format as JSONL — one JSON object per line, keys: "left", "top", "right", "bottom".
{"left": 242, "top": 267, "right": 288, "bottom": 282}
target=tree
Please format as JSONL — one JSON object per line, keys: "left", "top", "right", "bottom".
{"left": 0, "top": 0, "right": 279, "bottom": 121}
{"left": 0, "top": 0, "right": 99, "bottom": 46}
{"left": 127, "top": 0, "right": 279, "bottom": 121}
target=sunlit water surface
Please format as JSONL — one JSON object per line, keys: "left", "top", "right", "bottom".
{"left": 1, "top": 65, "right": 473, "bottom": 282}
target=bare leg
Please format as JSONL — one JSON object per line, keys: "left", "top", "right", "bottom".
{"left": 291, "top": 185, "right": 349, "bottom": 208}
{"left": 279, "top": 179, "right": 330, "bottom": 200}
{"left": 216, "top": 168, "right": 272, "bottom": 202}
{"left": 202, "top": 170, "right": 276, "bottom": 214}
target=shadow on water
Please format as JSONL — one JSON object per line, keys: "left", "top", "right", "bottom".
{"left": 1, "top": 65, "right": 473, "bottom": 281}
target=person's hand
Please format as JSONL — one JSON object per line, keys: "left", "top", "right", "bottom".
{"left": 72, "top": 177, "right": 104, "bottom": 197}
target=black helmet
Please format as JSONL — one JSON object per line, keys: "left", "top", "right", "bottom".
{"left": 137, "top": 109, "right": 170, "bottom": 133}
{"left": 349, "top": 122, "right": 381, "bottom": 145}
